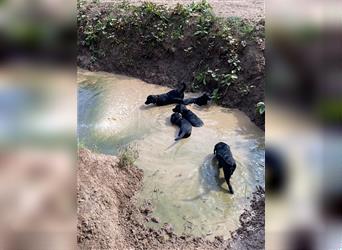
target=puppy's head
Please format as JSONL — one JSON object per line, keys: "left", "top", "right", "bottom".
{"left": 202, "top": 93, "right": 211, "bottom": 101}
{"left": 214, "top": 142, "right": 229, "bottom": 153}
{"left": 145, "top": 95, "right": 156, "bottom": 105}
{"left": 172, "top": 104, "right": 186, "bottom": 113}
{"left": 170, "top": 112, "right": 182, "bottom": 124}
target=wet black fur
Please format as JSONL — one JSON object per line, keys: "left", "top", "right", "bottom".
{"left": 170, "top": 112, "right": 192, "bottom": 140}
{"left": 183, "top": 93, "right": 211, "bottom": 106}
{"left": 145, "top": 82, "right": 186, "bottom": 106}
{"left": 172, "top": 104, "right": 204, "bottom": 127}
{"left": 214, "top": 142, "right": 236, "bottom": 194}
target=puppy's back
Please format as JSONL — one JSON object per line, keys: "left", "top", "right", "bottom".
{"left": 170, "top": 113, "right": 182, "bottom": 125}
{"left": 215, "top": 142, "right": 235, "bottom": 167}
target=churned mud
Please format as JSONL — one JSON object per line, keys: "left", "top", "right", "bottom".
{"left": 78, "top": 148, "right": 265, "bottom": 249}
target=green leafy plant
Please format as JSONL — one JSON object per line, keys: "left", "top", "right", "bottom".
{"left": 118, "top": 145, "right": 139, "bottom": 168}
{"left": 221, "top": 72, "right": 238, "bottom": 86}
{"left": 194, "top": 67, "right": 238, "bottom": 89}
{"left": 211, "top": 88, "right": 221, "bottom": 103}
{"left": 194, "top": 71, "right": 207, "bottom": 86}
{"left": 226, "top": 17, "right": 254, "bottom": 37}
{"left": 188, "top": 0, "right": 212, "bottom": 14}
{"left": 256, "top": 102, "right": 265, "bottom": 115}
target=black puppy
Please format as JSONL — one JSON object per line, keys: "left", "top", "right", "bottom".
{"left": 145, "top": 82, "right": 186, "bottom": 106}
{"left": 172, "top": 104, "right": 204, "bottom": 127}
{"left": 183, "top": 93, "right": 211, "bottom": 106}
{"left": 170, "top": 113, "right": 192, "bottom": 141}
{"left": 214, "top": 142, "right": 236, "bottom": 194}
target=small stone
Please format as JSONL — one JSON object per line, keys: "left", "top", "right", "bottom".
{"left": 151, "top": 217, "right": 159, "bottom": 223}
{"left": 157, "top": 234, "right": 169, "bottom": 243}
{"left": 215, "top": 235, "right": 224, "bottom": 242}
{"left": 163, "top": 223, "right": 173, "bottom": 234}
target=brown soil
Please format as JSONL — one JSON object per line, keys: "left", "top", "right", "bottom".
{"left": 228, "top": 186, "right": 265, "bottom": 249}
{"left": 78, "top": 148, "right": 265, "bottom": 249}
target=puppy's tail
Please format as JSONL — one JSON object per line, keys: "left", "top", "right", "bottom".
{"left": 175, "top": 130, "right": 186, "bottom": 141}
{"left": 182, "top": 98, "right": 193, "bottom": 105}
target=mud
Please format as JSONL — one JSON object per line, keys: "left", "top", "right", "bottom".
{"left": 78, "top": 148, "right": 265, "bottom": 249}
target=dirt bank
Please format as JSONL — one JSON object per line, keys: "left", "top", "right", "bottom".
{"left": 77, "top": 1, "right": 265, "bottom": 129}
{"left": 78, "top": 148, "right": 265, "bottom": 249}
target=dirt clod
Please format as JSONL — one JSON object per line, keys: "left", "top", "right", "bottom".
{"left": 151, "top": 217, "right": 160, "bottom": 223}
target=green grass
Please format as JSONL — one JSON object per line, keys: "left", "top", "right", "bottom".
{"left": 118, "top": 145, "right": 139, "bottom": 168}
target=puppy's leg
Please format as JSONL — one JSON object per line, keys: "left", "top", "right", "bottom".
{"left": 175, "top": 130, "right": 186, "bottom": 141}
{"left": 216, "top": 157, "right": 223, "bottom": 169}
{"left": 227, "top": 180, "right": 234, "bottom": 194}
{"left": 223, "top": 167, "right": 234, "bottom": 194}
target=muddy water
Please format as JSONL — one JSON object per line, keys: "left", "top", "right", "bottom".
{"left": 78, "top": 69, "right": 265, "bottom": 238}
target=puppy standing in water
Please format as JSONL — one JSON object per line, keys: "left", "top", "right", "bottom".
{"left": 170, "top": 113, "right": 192, "bottom": 140}
{"left": 183, "top": 93, "right": 211, "bottom": 106}
{"left": 172, "top": 104, "right": 204, "bottom": 127}
{"left": 214, "top": 142, "right": 237, "bottom": 194}
{"left": 145, "top": 82, "right": 186, "bottom": 106}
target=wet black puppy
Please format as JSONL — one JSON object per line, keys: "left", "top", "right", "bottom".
{"left": 145, "top": 82, "right": 186, "bottom": 106}
{"left": 172, "top": 104, "right": 204, "bottom": 127}
{"left": 183, "top": 93, "right": 211, "bottom": 106}
{"left": 214, "top": 142, "right": 236, "bottom": 194}
{"left": 170, "top": 113, "right": 192, "bottom": 141}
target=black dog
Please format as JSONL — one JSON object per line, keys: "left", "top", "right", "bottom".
{"left": 145, "top": 82, "right": 186, "bottom": 106}
{"left": 172, "top": 104, "right": 204, "bottom": 127}
{"left": 170, "top": 113, "right": 192, "bottom": 141}
{"left": 183, "top": 93, "right": 211, "bottom": 106}
{"left": 214, "top": 142, "right": 236, "bottom": 194}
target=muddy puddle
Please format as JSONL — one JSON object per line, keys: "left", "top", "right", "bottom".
{"left": 78, "top": 68, "right": 265, "bottom": 239}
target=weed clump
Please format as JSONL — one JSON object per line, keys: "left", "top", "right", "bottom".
{"left": 118, "top": 145, "right": 139, "bottom": 168}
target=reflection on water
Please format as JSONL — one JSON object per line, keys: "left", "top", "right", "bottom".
{"left": 78, "top": 68, "right": 265, "bottom": 238}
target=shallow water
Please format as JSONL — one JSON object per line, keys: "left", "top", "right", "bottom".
{"left": 78, "top": 69, "right": 265, "bottom": 238}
